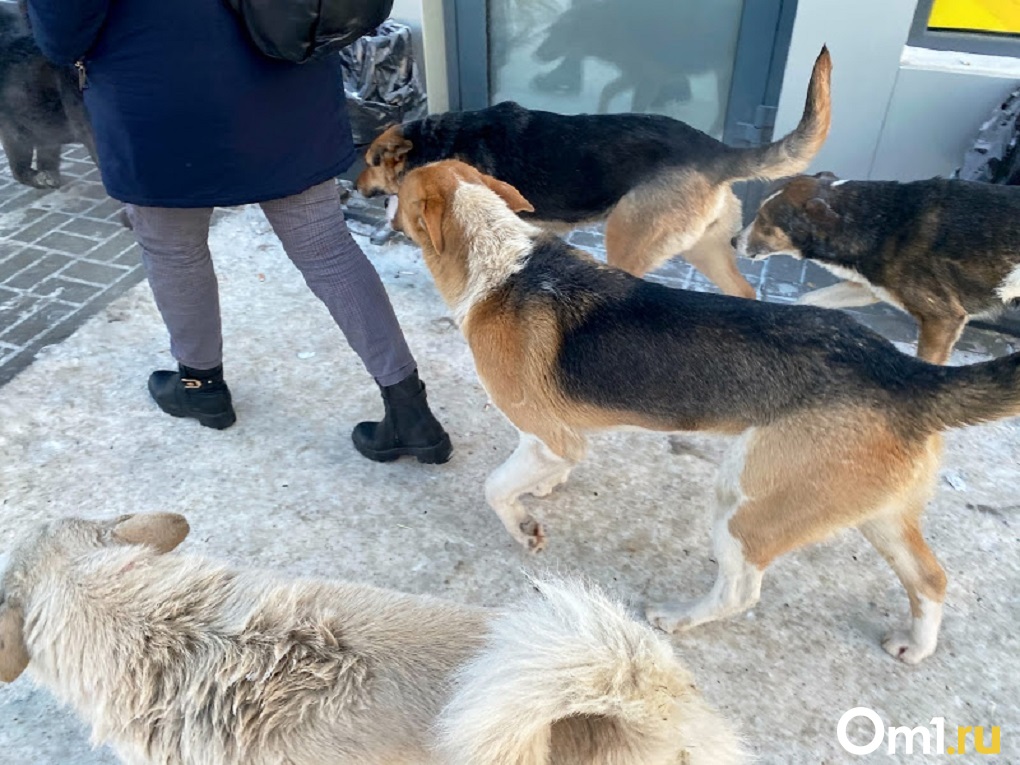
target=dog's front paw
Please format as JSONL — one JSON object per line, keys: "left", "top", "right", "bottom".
{"left": 646, "top": 602, "right": 698, "bottom": 634}
{"left": 882, "top": 630, "right": 935, "bottom": 664}
{"left": 517, "top": 517, "right": 546, "bottom": 552}
{"left": 30, "top": 170, "right": 61, "bottom": 189}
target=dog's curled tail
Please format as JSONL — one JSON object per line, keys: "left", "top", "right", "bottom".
{"left": 719, "top": 45, "right": 832, "bottom": 182}
{"left": 435, "top": 578, "right": 745, "bottom": 765}
{"left": 916, "top": 351, "right": 1020, "bottom": 431}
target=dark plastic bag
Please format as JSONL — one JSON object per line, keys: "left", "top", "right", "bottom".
{"left": 955, "top": 86, "right": 1020, "bottom": 186}
{"left": 223, "top": 0, "right": 394, "bottom": 63}
{"left": 339, "top": 20, "right": 427, "bottom": 146}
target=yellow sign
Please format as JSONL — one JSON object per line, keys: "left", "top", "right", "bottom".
{"left": 928, "top": 0, "right": 1020, "bottom": 35}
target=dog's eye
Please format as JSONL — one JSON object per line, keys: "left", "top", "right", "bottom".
{"left": 369, "top": 155, "right": 380, "bottom": 167}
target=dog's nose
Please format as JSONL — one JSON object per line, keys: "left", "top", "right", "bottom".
{"left": 730, "top": 236, "right": 738, "bottom": 249}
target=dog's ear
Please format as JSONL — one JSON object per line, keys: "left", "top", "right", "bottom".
{"left": 111, "top": 513, "right": 190, "bottom": 554}
{"left": 0, "top": 603, "right": 28, "bottom": 683}
{"left": 804, "top": 197, "right": 840, "bottom": 225}
{"left": 480, "top": 175, "right": 534, "bottom": 214}
{"left": 380, "top": 132, "right": 413, "bottom": 161}
{"left": 418, "top": 196, "right": 446, "bottom": 252}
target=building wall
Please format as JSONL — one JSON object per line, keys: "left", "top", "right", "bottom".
{"left": 774, "top": 0, "right": 1020, "bottom": 180}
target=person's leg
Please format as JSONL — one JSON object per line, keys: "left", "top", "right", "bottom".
{"left": 127, "top": 204, "right": 236, "bottom": 430}
{"left": 259, "top": 181, "right": 451, "bottom": 463}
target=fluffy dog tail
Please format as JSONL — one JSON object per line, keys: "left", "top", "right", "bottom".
{"left": 717, "top": 45, "right": 832, "bottom": 182}
{"left": 435, "top": 578, "right": 745, "bottom": 765}
{"left": 913, "top": 351, "right": 1020, "bottom": 430}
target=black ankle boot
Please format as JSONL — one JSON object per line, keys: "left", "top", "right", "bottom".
{"left": 352, "top": 370, "right": 452, "bottom": 464}
{"left": 147, "top": 364, "right": 236, "bottom": 430}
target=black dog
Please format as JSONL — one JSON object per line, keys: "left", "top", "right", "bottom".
{"left": 0, "top": 3, "right": 97, "bottom": 188}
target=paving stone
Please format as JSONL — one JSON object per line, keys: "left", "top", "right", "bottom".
{"left": 3, "top": 253, "right": 74, "bottom": 290}
{"left": 60, "top": 217, "right": 124, "bottom": 240}
{"left": 8, "top": 212, "right": 74, "bottom": 244}
{"left": 60, "top": 259, "right": 128, "bottom": 285}
{"left": 0, "top": 301, "right": 75, "bottom": 347}
{"left": 801, "top": 262, "right": 840, "bottom": 290}
{"left": 0, "top": 208, "right": 45, "bottom": 238}
{"left": 0, "top": 294, "right": 38, "bottom": 331}
{"left": 58, "top": 161, "right": 96, "bottom": 179}
{"left": 0, "top": 247, "right": 46, "bottom": 279}
{"left": 64, "top": 146, "right": 92, "bottom": 161}
{"left": 86, "top": 231, "right": 137, "bottom": 262}
{"left": 112, "top": 247, "right": 142, "bottom": 268}
{"left": 84, "top": 198, "right": 124, "bottom": 220}
{"left": 0, "top": 186, "right": 50, "bottom": 212}
{"left": 34, "top": 231, "right": 101, "bottom": 256}
{"left": 761, "top": 254, "right": 805, "bottom": 283}
{"left": 32, "top": 277, "right": 103, "bottom": 304}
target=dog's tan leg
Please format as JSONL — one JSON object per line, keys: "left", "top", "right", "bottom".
{"left": 798, "top": 280, "right": 879, "bottom": 309}
{"left": 604, "top": 181, "right": 715, "bottom": 278}
{"left": 859, "top": 435, "right": 945, "bottom": 664}
{"left": 649, "top": 411, "right": 936, "bottom": 645}
{"left": 484, "top": 431, "right": 578, "bottom": 552}
{"left": 682, "top": 190, "right": 756, "bottom": 299}
{"left": 915, "top": 315, "right": 967, "bottom": 365}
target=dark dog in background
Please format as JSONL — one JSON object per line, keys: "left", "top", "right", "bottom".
{"left": 735, "top": 173, "right": 1020, "bottom": 365}
{"left": 0, "top": 2, "right": 97, "bottom": 188}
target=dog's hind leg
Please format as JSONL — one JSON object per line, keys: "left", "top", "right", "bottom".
{"left": 798, "top": 280, "right": 879, "bottom": 309}
{"left": 682, "top": 189, "right": 756, "bottom": 299}
{"left": 484, "top": 431, "right": 579, "bottom": 552}
{"left": 859, "top": 435, "right": 945, "bottom": 664}
{"left": 649, "top": 411, "right": 930, "bottom": 642}
{"left": 604, "top": 178, "right": 714, "bottom": 278}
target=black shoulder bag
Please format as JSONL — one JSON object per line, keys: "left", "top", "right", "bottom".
{"left": 223, "top": 0, "right": 395, "bottom": 63}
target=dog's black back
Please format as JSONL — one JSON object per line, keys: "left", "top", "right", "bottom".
{"left": 0, "top": 3, "right": 96, "bottom": 188}
{"left": 499, "top": 235, "right": 974, "bottom": 434}
{"left": 402, "top": 102, "right": 734, "bottom": 223}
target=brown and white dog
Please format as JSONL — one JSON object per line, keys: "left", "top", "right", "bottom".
{"left": 735, "top": 173, "right": 1020, "bottom": 364}
{"left": 391, "top": 159, "right": 1020, "bottom": 664}
{"left": 358, "top": 48, "right": 833, "bottom": 300}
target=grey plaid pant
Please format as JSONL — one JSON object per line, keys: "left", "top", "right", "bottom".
{"left": 127, "top": 180, "right": 416, "bottom": 386}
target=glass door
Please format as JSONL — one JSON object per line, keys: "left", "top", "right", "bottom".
{"left": 487, "top": 0, "right": 744, "bottom": 138}
{"left": 447, "top": 0, "right": 798, "bottom": 147}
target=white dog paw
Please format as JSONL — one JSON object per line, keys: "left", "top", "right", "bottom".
{"left": 882, "top": 631, "right": 935, "bottom": 664}
{"left": 511, "top": 516, "right": 546, "bottom": 553}
{"left": 646, "top": 602, "right": 698, "bottom": 634}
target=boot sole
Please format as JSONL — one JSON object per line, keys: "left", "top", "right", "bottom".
{"left": 353, "top": 437, "right": 453, "bottom": 465}
{"left": 163, "top": 407, "right": 237, "bottom": 430}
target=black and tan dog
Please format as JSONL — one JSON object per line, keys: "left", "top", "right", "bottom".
{"left": 0, "top": 3, "right": 97, "bottom": 188}
{"left": 391, "top": 159, "right": 1020, "bottom": 664}
{"left": 735, "top": 173, "right": 1020, "bottom": 364}
{"left": 358, "top": 47, "right": 833, "bottom": 300}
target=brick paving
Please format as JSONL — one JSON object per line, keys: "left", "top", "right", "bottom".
{"left": 0, "top": 145, "right": 144, "bottom": 385}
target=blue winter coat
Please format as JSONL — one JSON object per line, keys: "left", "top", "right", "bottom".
{"left": 25, "top": 0, "right": 356, "bottom": 207}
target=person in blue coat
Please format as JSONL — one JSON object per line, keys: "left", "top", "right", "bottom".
{"left": 24, "top": 0, "right": 452, "bottom": 464}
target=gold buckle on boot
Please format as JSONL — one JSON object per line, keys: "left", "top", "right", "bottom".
{"left": 181, "top": 378, "right": 202, "bottom": 389}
